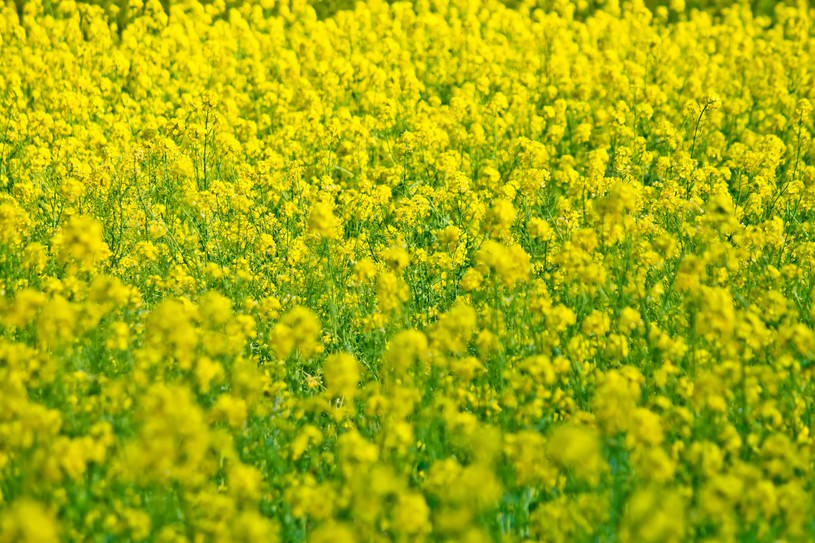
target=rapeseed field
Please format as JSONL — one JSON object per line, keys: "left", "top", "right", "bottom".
{"left": 1, "top": 0, "right": 815, "bottom": 541}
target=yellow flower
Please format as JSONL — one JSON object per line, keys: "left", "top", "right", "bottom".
{"left": 430, "top": 300, "right": 477, "bottom": 355}
{"left": 143, "top": 298, "right": 198, "bottom": 369}
{"left": 392, "top": 491, "right": 431, "bottom": 536}
{"left": 619, "top": 486, "right": 685, "bottom": 543}
{"left": 0, "top": 500, "right": 60, "bottom": 543}
{"left": 547, "top": 424, "right": 607, "bottom": 485}
{"left": 593, "top": 368, "right": 642, "bottom": 435}
{"left": 528, "top": 217, "right": 554, "bottom": 242}
{"left": 36, "top": 295, "right": 77, "bottom": 349}
{"left": 376, "top": 270, "right": 409, "bottom": 312}
{"left": 270, "top": 305, "right": 322, "bottom": 359}
{"left": 52, "top": 215, "right": 111, "bottom": 273}
{"left": 383, "top": 329, "right": 428, "bottom": 376}
{"left": 308, "top": 199, "right": 342, "bottom": 240}
{"left": 474, "top": 240, "right": 531, "bottom": 288}
{"left": 323, "top": 352, "right": 361, "bottom": 399}
{"left": 0, "top": 198, "right": 30, "bottom": 247}
{"left": 309, "top": 522, "right": 356, "bottom": 543}
{"left": 482, "top": 198, "right": 516, "bottom": 239}
{"left": 381, "top": 245, "right": 410, "bottom": 272}
{"left": 351, "top": 257, "right": 378, "bottom": 284}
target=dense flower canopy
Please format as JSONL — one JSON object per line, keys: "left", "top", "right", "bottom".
{"left": 1, "top": 0, "right": 815, "bottom": 541}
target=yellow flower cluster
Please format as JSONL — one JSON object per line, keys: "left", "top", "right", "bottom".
{"left": 1, "top": 0, "right": 815, "bottom": 541}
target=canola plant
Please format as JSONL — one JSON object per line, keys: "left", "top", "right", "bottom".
{"left": 1, "top": 0, "right": 815, "bottom": 541}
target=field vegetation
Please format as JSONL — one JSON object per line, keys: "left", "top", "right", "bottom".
{"left": 1, "top": 0, "right": 815, "bottom": 541}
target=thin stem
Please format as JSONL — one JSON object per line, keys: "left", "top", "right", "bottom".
{"left": 690, "top": 99, "right": 714, "bottom": 161}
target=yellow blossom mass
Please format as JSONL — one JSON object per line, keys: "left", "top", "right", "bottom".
{"left": 1, "top": 0, "right": 815, "bottom": 541}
